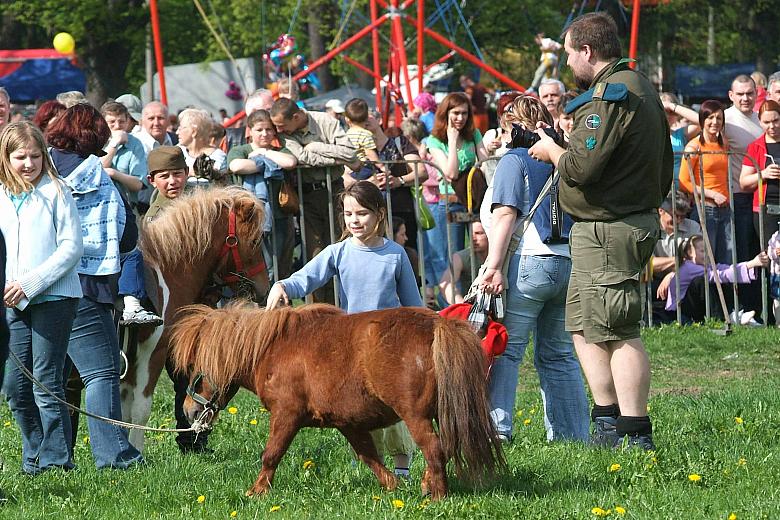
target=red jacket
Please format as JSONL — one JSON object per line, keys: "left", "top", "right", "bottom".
{"left": 744, "top": 134, "right": 770, "bottom": 212}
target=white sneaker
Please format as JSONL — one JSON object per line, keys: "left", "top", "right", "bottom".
{"left": 121, "top": 308, "right": 163, "bottom": 326}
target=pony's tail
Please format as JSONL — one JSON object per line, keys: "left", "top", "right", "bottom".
{"left": 432, "top": 317, "right": 506, "bottom": 483}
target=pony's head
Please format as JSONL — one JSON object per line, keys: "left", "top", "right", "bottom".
{"left": 140, "top": 186, "right": 270, "bottom": 302}
{"left": 170, "top": 302, "right": 345, "bottom": 426}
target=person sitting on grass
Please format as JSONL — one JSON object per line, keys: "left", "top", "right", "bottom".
{"left": 438, "top": 220, "right": 489, "bottom": 305}
{"left": 657, "top": 234, "right": 769, "bottom": 323}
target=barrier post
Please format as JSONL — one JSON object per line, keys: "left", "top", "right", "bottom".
{"left": 726, "top": 157, "right": 740, "bottom": 318}
{"left": 698, "top": 154, "right": 711, "bottom": 319}
{"left": 671, "top": 186, "right": 682, "bottom": 324}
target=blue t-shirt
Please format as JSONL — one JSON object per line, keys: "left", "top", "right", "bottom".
{"left": 281, "top": 238, "right": 423, "bottom": 313}
{"left": 110, "top": 134, "right": 150, "bottom": 203}
{"left": 670, "top": 127, "right": 687, "bottom": 182}
{"left": 491, "top": 149, "right": 569, "bottom": 257}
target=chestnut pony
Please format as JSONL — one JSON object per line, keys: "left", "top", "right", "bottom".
{"left": 120, "top": 186, "right": 268, "bottom": 450}
{"left": 170, "top": 303, "right": 505, "bottom": 500}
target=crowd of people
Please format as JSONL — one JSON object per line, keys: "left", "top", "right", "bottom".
{"left": 1, "top": 11, "right": 778, "bottom": 486}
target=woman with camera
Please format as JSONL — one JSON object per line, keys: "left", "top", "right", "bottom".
{"left": 476, "top": 96, "right": 589, "bottom": 444}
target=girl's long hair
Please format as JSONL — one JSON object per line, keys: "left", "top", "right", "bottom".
{"left": 698, "top": 100, "right": 725, "bottom": 146}
{"left": 338, "top": 181, "right": 387, "bottom": 241}
{"left": 677, "top": 234, "right": 703, "bottom": 265}
{"left": 430, "top": 92, "right": 475, "bottom": 143}
{"left": 0, "top": 122, "right": 61, "bottom": 196}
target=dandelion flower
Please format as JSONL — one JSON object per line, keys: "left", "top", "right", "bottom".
{"left": 529, "top": 408, "right": 536, "bottom": 415}
{"left": 259, "top": 407, "right": 268, "bottom": 413}
{"left": 83, "top": 436, "right": 90, "bottom": 444}
{"left": 516, "top": 409, "right": 524, "bottom": 417}
{"left": 615, "top": 505, "right": 626, "bottom": 516}
{"left": 609, "top": 463, "right": 621, "bottom": 473}
{"left": 646, "top": 404, "right": 651, "bottom": 412}
{"left": 228, "top": 406, "right": 238, "bottom": 415}
{"left": 303, "top": 459, "right": 315, "bottom": 470}
{"left": 3, "top": 421, "right": 10, "bottom": 427}
{"left": 197, "top": 495, "right": 206, "bottom": 503}
{"left": 523, "top": 418, "right": 532, "bottom": 426}
{"left": 392, "top": 499, "right": 404, "bottom": 509}
{"left": 372, "top": 495, "right": 381, "bottom": 501}
{"left": 418, "top": 498, "right": 431, "bottom": 510}
{"left": 728, "top": 514, "right": 737, "bottom": 520}
{"left": 737, "top": 458, "right": 747, "bottom": 466}
{"left": 591, "top": 507, "right": 608, "bottom": 516}
{"left": 269, "top": 505, "right": 281, "bottom": 512}
{"left": 249, "top": 419, "right": 258, "bottom": 425}
{"left": 230, "top": 512, "right": 237, "bottom": 518}
{"left": 688, "top": 473, "right": 702, "bottom": 482}
{"left": 734, "top": 417, "right": 743, "bottom": 425}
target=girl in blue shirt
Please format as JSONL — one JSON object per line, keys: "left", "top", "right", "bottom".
{"left": 266, "top": 180, "right": 421, "bottom": 476}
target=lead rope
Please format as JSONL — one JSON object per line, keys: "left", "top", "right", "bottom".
{"left": 7, "top": 351, "right": 213, "bottom": 434}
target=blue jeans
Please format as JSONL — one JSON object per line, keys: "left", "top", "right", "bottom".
{"left": 118, "top": 248, "right": 147, "bottom": 299}
{"left": 732, "top": 193, "right": 756, "bottom": 262}
{"left": 488, "top": 255, "right": 589, "bottom": 441}
{"left": 3, "top": 298, "right": 79, "bottom": 474}
{"left": 64, "top": 298, "right": 143, "bottom": 469}
{"left": 427, "top": 201, "right": 466, "bottom": 289}
{"left": 698, "top": 205, "right": 733, "bottom": 264}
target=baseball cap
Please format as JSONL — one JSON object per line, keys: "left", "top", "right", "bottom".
{"left": 148, "top": 146, "right": 187, "bottom": 176}
{"left": 325, "top": 99, "right": 345, "bottom": 113}
{"left": 116, "top": 94, "right": 143, "bottom": 121}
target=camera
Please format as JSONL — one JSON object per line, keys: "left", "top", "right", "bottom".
{"left": 509, "top": 123, "right": 564, "bottom": 149}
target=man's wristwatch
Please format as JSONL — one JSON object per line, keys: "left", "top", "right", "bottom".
{"left": 398, "top": 176, "right": 406, "bottom": 186}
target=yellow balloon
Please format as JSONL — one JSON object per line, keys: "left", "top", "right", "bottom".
{"left": 53, "top": 32, "right": 76, "bottom": 54}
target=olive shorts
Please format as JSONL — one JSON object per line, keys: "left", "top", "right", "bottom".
{"left": 565, "top": 212, "right": 659, "bottom": 343}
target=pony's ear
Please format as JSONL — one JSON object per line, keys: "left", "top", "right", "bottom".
{"left": 235, "top": 197, "right": 262, "bottom": 225}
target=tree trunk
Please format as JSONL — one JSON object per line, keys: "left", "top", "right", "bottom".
{"left": 307, "top": 0, "right": 337, "bottom": 92}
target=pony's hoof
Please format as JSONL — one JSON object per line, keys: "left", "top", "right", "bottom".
{"left": 245, "top": 486, "right": 269, "bottom": 497}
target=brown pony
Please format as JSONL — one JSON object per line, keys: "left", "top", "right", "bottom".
{"left": 170, "top": 303, "right": 505, "bottom": 500}
{"left": 120, "top": 186, "right": 268, "bottom": 450}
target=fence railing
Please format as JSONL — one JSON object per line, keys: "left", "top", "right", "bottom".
{"left": 246, "top": 148, "right": 773, "bottom": 327}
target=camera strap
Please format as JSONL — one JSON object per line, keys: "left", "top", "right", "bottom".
{"left": 548, "top": 177, "right": 564, "bottom": 242}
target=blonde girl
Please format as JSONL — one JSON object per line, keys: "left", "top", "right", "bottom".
{"left": 0, "top": 122, "right": 83, "bottom": 474}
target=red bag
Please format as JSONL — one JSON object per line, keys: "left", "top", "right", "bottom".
{"left": 439, "top": 303, "right": 508, "bottom": 371}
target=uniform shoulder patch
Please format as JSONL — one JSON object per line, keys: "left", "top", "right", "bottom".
{"left": 585, "top": 136, "right": 597, "bottom": 150}
{"left": 592, "top": 83, "right": 628, "bottom": 103}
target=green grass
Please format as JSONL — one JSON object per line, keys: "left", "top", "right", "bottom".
{"left": 1, "top": 324, "right": 780, "bottom": 519}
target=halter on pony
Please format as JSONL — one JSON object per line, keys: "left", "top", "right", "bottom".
{"left": 206, "top": 208, "right": 267, "bottom": 300}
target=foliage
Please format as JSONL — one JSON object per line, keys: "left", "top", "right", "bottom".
{"left": 1, "top": 325, "right": 779, "bottom": 518}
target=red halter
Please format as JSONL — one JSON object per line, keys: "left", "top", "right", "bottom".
{"left": 218, "top": 209, "right": 266, "bottom": 283}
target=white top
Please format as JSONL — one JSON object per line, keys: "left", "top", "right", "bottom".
{"left": 724, "top": 106, "right": 762, "bottom": 194}
{"left": 179, "top": 145, "right": 227, "bottom": 171}
{"left": 0, "top": 175, "right": 83, "bottom": 307}
{"left": 136, "top": 128, "right": 173, "bottom": 154}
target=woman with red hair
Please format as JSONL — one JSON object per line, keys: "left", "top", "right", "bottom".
{"left": 32, "top": 100, "right": 66, "bottom": 132}
{"left": 740, "top": 99, "right": 780, "bottom": 242}
{"left": 45, "top": 103, "right": 143, "bottom": 469}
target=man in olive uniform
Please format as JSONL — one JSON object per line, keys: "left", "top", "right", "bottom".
{"left": 529, "top": 12, "right": 673, "bottom": 450}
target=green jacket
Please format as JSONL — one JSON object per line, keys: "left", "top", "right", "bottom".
{"left": 144, "top": 189, "right": 176, "bottom": 223}
{"left": 558, "top": 59, "right": 673, "bottom": 221}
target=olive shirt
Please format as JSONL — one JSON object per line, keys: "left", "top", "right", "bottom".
{"left": 145, "top": 189, "right": 176, "bottom": 222}
{"left": 276, "top": 110, "right": 357, "bottom": 183}
{"left": 558, "top": 59, "right": 673, "bottom": 221}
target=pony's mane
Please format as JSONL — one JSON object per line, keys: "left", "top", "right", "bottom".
{"left": 140, "top": 186, "right": 264, "bottom": 271}
{"left": 170, "top": 303, "right": 344, "bottom": 393}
